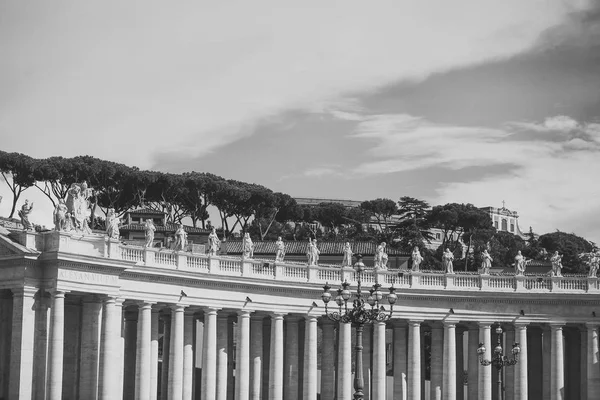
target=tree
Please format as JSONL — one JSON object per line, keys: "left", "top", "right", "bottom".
{"left": 254, "top": 193, "right": 300, "bottom": 240}
{"left": 0, "top": 151, "right": 36, "bottom": 218}
{"left": 32, "top": 156, "right": 83, "bottom": 207}
{"left": 488, "top": 231, "right": 526, "bottom": 270}
{"left": 315, "top": 202, "right": 348, "bottom": 240}
{"left": 538, "top": 231, "right": 594, "bottom": 274}
{"left": 395, "top": 197, "right": 434, "bottom": 251}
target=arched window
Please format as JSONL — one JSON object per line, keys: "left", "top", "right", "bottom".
{"left": 502, "top": 219, "right": 508, "bottom": 231}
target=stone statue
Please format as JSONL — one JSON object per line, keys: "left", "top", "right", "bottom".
{"left": 374, "top": 242, "right": 388, "bottom": 269}
{"left": 480, "top": 249, "right": 493, "bottom": 275}
{"left": 66, "top": 182, "right": 93, "bottom": 234}
{"left": 106, "top": 208, "right": 120, "bottom": 240}
{"left": 18, "top": 199, "right": 34, "bottom": 231}
{"left": 550, "top": 251, "right": 563, "bottom": 277}
{"left": 275, "top": 237, "right": 285, "bottom": 262}
{"left": 208, "top": 227, "right": 220, "bottom": 255}
{"left": 174, "top": 224, "right": 188, "bottom": 251}
{"left": 443, "top": 248, "right": 454, "bottom": 274}
{"left": 144, "top": 219, "right": 156, "bottom": 247}
{"left": 242, "top": 232, "right": 254, "bottom": 258}
{"left": 412, "top": 246, "right": 423, "bottom": 271}
{"left": 53, "top": 199, "right": 68, "bottom": 231}
{"left": 585, "top": 251, "right": 600, "bottom": 277}
{"left": 342, "top": 242, "right": 353, "bottom": 267}
{"left": 306, "top": 238, "right": 314, "bottom": 265}
{"left": 514, "top": 250, "right": 526, "bottom": 276}
{"left": 308, "top": 239, "right": 320, "bottom": 266}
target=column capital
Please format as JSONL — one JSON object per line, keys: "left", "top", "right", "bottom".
{"left": 237, "top": 309, "right": 252, "bottom": 317}
{"left": 269, "top": 311, "right": 287, "bottom": 319}
{"left": 477, "top": 321, "right": 494, "bottom": 328}
{"left": 202, "top": 306, "right": 220, "bottom": 314}
{"left": 11, "top": 286, "right": 38, "bottom": 297}
{"left": 170, "top": 303, "right": 188, "bottom": 312}
{"left": 549, "top": 322, "right": 565, "bottom": 330}
{"left": 408, "top": 319, "right": 424, "bottom": 327}
{"left": 442, "top": 321, "right": 457, "bottom": 328}
{"left": 513, "top": 322, "right": 529, "bottom": 329}
{"left": 304, "top": 314, "right": 318, "bottom": 322}
{"left": 136, "top": 301, "right": 156, "bottom": 309}
{"left": 585, "top": 322, "right": 600, "bottom": 329}
{"left": 48, "top": 289, "right": 67, "bottom": 298}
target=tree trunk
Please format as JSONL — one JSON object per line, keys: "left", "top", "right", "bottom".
{"left": 9, "top": 196, "right": 17, "bottom": 218}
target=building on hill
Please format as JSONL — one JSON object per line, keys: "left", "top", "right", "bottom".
{"left": 119, "top": 208, "right": 210, "bottom": 250}
{"left": 224, "top": 240, "right": 409, "bottom": 269}
{"left": 480, "top": 203, "right": 527, "bottom": 238}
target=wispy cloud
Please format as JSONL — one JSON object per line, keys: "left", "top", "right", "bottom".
{"left": 0, "top": 1, "right": 590, "bottom": 168}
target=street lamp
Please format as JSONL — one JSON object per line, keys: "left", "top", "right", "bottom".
{"left": 477, "top": 326, "right": 520, "bottom": 400}
{"left": 321, "top": 254, "right": 397, "bottom": 400}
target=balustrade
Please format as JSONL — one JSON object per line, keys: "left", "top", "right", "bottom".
{"left": 109, "top": 242, "right": 600, "bottom": 294}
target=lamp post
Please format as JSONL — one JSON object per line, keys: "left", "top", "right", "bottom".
{"left": 320, "top": 254, "right": 397, "bottom": 400}
{"left": 477, "top": 326, "right": 520, "bottom": 400}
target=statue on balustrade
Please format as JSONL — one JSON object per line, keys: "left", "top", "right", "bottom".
{"left": 342, "top": 242, "right": 353, "bottom": 267}
{"left": 374, "top": 242, "right": 388, "bottom": 270}
{"left": 106, "top": 208, "right": 121, "bottom": 240}
{"left": 208, "top": 227, "right": 220, "bottom": 256}
{"left": 144, "top": 219, "right": 156, "bottom": 247}
{"left": 275, "top": 237, "right": 285, "bottom": 262}
{"left": 53, "top": 199, "right": 68, "bottom": 231}
{"left": 443, "top": 248, "right": 455, "bottom": 274}
{"left": 480, "top": 249, "right": 493, "bottom": 275}
{"left": 174, "top": 224, "right": 188, "bottom": 251}
{"left": 18, "top": 199, "right": 34, "bottom": 231}
{"left": 550, "top": 251, "right": 563, "bottom": 277}
{"left": 66, "top": 181, "right": 93, "bottom": 234}
{"left": 412, "top": 246, "right": 423, "bottom": 271}
{"left": 581, "top": 250, "right": 600, "bottom": 277}
{"left": 242, "top": 232, "right": 254, "bottom": 258}
{"left": 514, "top": 250, "right": 527, "bottom": 276}
{"left": 307, "top": 238, "right": 320, "bottom": 266}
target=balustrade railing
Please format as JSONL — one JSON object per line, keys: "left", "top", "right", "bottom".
{"left": 116, "top": 244, "right": 600, "bottom": 294}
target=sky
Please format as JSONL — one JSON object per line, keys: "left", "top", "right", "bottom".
{"left": 1, "top": 1, "right": 600, "bottom": 242}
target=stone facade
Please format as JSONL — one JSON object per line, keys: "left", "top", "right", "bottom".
{"left": 0, "top": 229, "right": 598, "bottom": 400}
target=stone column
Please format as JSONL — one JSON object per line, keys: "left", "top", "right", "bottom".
{"left": 150, "top": 309, "right": 160, "bottom": 400}
{"left": 47, "top": 290, "right": 66, "bottom": 400}
{"left": 79, "top": 297, "right": 102, "bottom": 400}
{"left": 99, "top": 297, "right": 121, "bottom": 400}
{"left": 467, "top": 326, "right": 479, "bottom": 400}
{"left": 586, "top": 323, "right": 600, "bottom": 399}
{"left": 407, "top": 320, "right": 422, "bottom": 400}
{"left": 160, "top": 314, "right": 171, "bottom": 400}
{"left": 337, "top": 321, "right": 352, "bottom": 400}
{"left": 168, "top": 304, "right": 186, "bottom": 400}
{"left": 320, "top": 319, "right": 336, "bottom": 400}
{"left": 284, "top": 316, "right": 300, "bottom": 400}
{"left": 303, "top": 315, "right": 318, "bottom": 400}
{"left": 456, "top": 328, "right": 465, "bottom": 400}
{"left": 393, "top": 321, "right": 408, "bottom": 400}
{"left": 236, "top": 309, "right": 252, "bottom": 400}
{"left": 514, "top": 323, "right": 528, "bottom": 400}
{"left": 269, "top": 313, "right": 285, "bottom": 400}
{"left": 123, "top": 309, "right": 138, "bottom": 400}
{"left": 201, "top": 307, "right": 218, "bottom": 400}
{"left": 542, "top": 326, "right": 551, "bottom": 400}
{"left": 217, "top": 313, "right": 230, "bottom": 400}
{"left": 135, "top": 302, "right": 153, "bottom": 400}
{"left": 581, "top": 327, "right": 588, "bottom": 400}
{"left": 250, "top": 315, "right": 264, "bottom": 400}
{"left": 443, "top": 322, "right": 456, "bottom": 400}
{"left": 183, "top": 312, "right": 195, "bottom": 400}
{"left": 504, "top": 327, "right": 515, "bottom": 400}
{"left": 550, "top": 323, "right": 564, "bottom": 400}
{"left": 372, "top": 321, "right": 386, "bottom": 400}
{"left": 430, "top": 323, "right": 443, "bottom": 400}
{"left": 363, "top": 324, "right": 372, "bottom": 400}
{"left": 8, "top": 287, "right": 37, "bottom": 400}
{"left": 478, "top": 323, "right": 492, "bottom": 400}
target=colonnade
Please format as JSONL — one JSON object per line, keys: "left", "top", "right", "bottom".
{"left": 2, "top": 289, "right": 600, "bottom": 400}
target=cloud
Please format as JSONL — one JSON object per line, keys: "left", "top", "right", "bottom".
{"left": 343, "top": 112, "right": 600, "bottom": 241}
{"left": 0, "top": 1, "right": 592, "bottom": 168}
